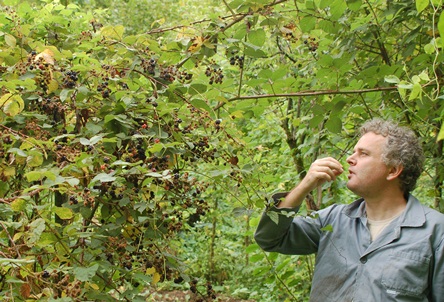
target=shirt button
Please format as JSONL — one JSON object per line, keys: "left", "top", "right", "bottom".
{"left": 360, "top": 257, "right": 367, "bottom": 264}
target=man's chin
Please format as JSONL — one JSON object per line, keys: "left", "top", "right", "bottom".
{"left": 346, "top": 182, "right": 356, "bottom": 192}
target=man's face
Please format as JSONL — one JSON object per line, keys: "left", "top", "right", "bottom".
{"left": 346, "top": 132, "right": 391, "bottom": 198}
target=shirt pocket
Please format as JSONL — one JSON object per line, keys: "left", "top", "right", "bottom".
{"left": 381, "top": 250, "right": 430, "bottom": 296}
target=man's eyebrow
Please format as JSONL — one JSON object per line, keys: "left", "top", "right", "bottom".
{"left": 354, "top": 147, "right": 371, "bottom": 153}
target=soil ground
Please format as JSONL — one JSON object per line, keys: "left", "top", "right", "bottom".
{"left": 147, "top": 290, "right": 256, "bottom": 302}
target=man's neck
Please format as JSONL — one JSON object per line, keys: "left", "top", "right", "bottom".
{"left": 364, "top": 193, "right": 407, "bottom": 221}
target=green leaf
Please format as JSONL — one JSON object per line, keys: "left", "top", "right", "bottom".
{"left": 90, "top": 173, "right": 117, "bottom": 184}
{"left": 191, "top": 99, "right": 212, "bottom": 113}
{"left": 416, "top": 0, "right": 429, "bottom": 13}
{"left": 25, "top": 171, "right": 43, "bottom": 182}
{"left": 384, "top": 75, "right": 400, "bottom": 84}
{"left": 424, "top": 41, "right": 436, "bottom": 54}
{"left": 330, "top": 0, "right": 347, "bottom": 21}
{"left": 249, "top": 253, "right": 264, "bottom": 263}
{"left": 266, "top": 211, "right": 279, "bottom": 225}
{"left": 326, "top": 116, "right": 342, "bottom": 133}
{"left": 299, "top": 16, "right": 316, "bottom": 32}
{"left": 26, "top": 218, "right": 46, "bottom": 246}
{"left": 347, "top": 0, "right": 362, "bottom": 11}
{"left": 27, "top": 150, "right": 44, "bottom": 167}
{"left": 439, "top": 13, "right": 444, "bottom": 44}
{"left": 245, "top": 243, "right": 260, "bottom": 253}
{"left": 321, "top": 224, "right": 333, "bottom": 232}
{"left": 188, "top": 84, "right": 208, "bottom": 95}
{"left": 248, "top": 28, "right": 266, "bottom": 47}
{"left": 0, "top": 258, "right": 35, "bottom": 265}
{"left": 36, "top": 232, "right": 57, "bottom": 248}
{"left": 73, "top": 264, "right": 99, "bottom": 282}
{"left": 409, "top": 82, "right": 422, "bottom": 100}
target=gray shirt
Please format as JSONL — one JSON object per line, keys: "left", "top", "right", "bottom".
{"left": 254, "top": 195, "right": 444, "bottom": 301}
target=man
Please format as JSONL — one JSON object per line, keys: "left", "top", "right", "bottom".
{"left": 254, "top": 119, "right": 444, "bottom": 301}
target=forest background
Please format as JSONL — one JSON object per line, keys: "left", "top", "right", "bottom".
{"left": 0, "top": 0, "right": 443, "bottom": 301}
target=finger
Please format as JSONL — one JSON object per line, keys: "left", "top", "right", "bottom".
{"left": 312, "top": 165, "right": 342, "bottom": 182}
{"left": 315, "top": 157, "right": 344, "bottom": 174}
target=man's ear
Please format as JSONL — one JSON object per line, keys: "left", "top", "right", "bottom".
{"left": 387, "top": 164, "right": 403, "bottom": 181}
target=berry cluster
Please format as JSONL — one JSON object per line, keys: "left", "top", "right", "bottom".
{"left": 101, "top": 64, "right": 122, "bottom": 78}
{"left": 23, "top": 120, "right": 50, "bottom": 140}
{"left": 281, "top": 23, "right": 297, "bottom": 42}
{"left": 229, "top": 55, "right": 244, "bottom": 68}
{"left": 3, "top": 7, "right": 22, "bottom": 38}
{"left": 177, "top": 70, "right": 193, "bottom": 83}
{"left": 38, "top": 97, "right": 66, "bottom": 125}
{"left": 147, "top": 154, "right": 170, "bottom": 172}
{"left": 69, "top": 187, "right": 94, "bottom": 208}
{"left": 205, "top": 66, "right": 224, "bottom": 84}
{"left": 39, "top": 272, "right": 82, "bottom": 299}
{"left": 32, "top": 59, "right": 55, "bottom": 92}
{"left": 14, "top": 50, "right": 37, "bottom": 75}
{"left": 62, "top": 70, "right": 79, "bottom": 89}
{"left": 181, "top": 136, "right": 217, "bottom": 163}
{"left": 214, "top": 119, "right": 222, "bottom": 131}
{"left": 189, "top": 279, "right": 217, "bottom": 302}
{"left": 159, "top": 65, "right": 177, "bottom": 82}
{"left": 97, "top": 80, "right": 111, "bottom": 98}
{"left": 89, "top": 19, "right": 103, "bottom": 33}
{"left": 79, "top": 30, "right": 92, "bottom": 42}
{"left": 103, "top": 237, "right": 178, "bottom": 283}
{"left": 141, "top": 58, "right": 157, "bottom": 75}
{"left": 304, "top": 37, "right": 318, "bottom": 52}
{"left": 172, "top": 117, "right": 183, "bottom": 132}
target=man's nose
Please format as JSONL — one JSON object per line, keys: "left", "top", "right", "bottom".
{"left": 346, "top": 154, "right": 355, "bottom": 165}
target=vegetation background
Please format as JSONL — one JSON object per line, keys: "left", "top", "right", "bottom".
{"left": 0, "top": 0, "right": 443, "bottom": 301}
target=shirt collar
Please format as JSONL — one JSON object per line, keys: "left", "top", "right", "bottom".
{"left": 343, "top": 194, "right": 426, "bottom": 227}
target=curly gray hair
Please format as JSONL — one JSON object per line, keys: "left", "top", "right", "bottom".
{"left": 359, "top": 119, "right": 424, "bottom": 196}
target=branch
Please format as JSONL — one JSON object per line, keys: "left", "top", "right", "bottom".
{"left": 0, "top": 189, "right": 42, "bottom": 204}
{"left": 214, "top": 86, "right": 399, "bottom": 110}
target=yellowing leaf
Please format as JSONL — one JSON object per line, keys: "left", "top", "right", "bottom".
{"left": 145, "top": 267, "right": 156, "bottom": 275}
{"left": 0, "top": 93, "right": 25, "bottom": 117}
{"left": 437, "top": 123, "right": 444, "bottom": 142}
{"left": 53, "top": 207, "right": 73, "bottom": 220}
{"left": 47, "top": 79, "right": 59, "bottom": 94}
{"left": 20, "top": 283, "right": 31, "bottom": 299}
{"left": 5, "top": 34, "right": 16, "bottom": 48}
{"left": 1, "top": 165, "right": 15, "bottom": 177}
{"left": 35, "top": 49, "right": 55, "bottom": 65}
{"left": 36, "top": 232, "right": 57, "bottom": 248}
{"left": 100, "top": 25, "right": 125, "bottom": 39}
{"left": 188, "top": 36, "right": 205, "bottom": 53}
{"left": 13, "top": 232, "right": 24, "bottom": 241}
{"left": 27, "top": 150, "right": 44, "bottom": 168}
{"left": 152, "top": 272, "right": 161, "bottom": 284}
{"left": 88, "top": 283, "right": 100, "bottom": 290}
{"left": 10, "top": 199, "right": 27, "bottom": 212}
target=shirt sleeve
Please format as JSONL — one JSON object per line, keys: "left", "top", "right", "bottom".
{"left": 254, "top": 201, "right": 323, "bottom": 255}
{"left": 430, "top": 236, "right": 444, "bottom": 301}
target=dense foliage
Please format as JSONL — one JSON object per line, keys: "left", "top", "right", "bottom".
{"left": 0, "top": 0, "right": 443, "bottom": 301}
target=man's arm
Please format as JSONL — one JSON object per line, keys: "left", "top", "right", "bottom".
{"left": 277, "top": 157, "right": 343, "bottom": 208}
{"left": 254, "top": 157, "right": 344, "bottom": 254}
